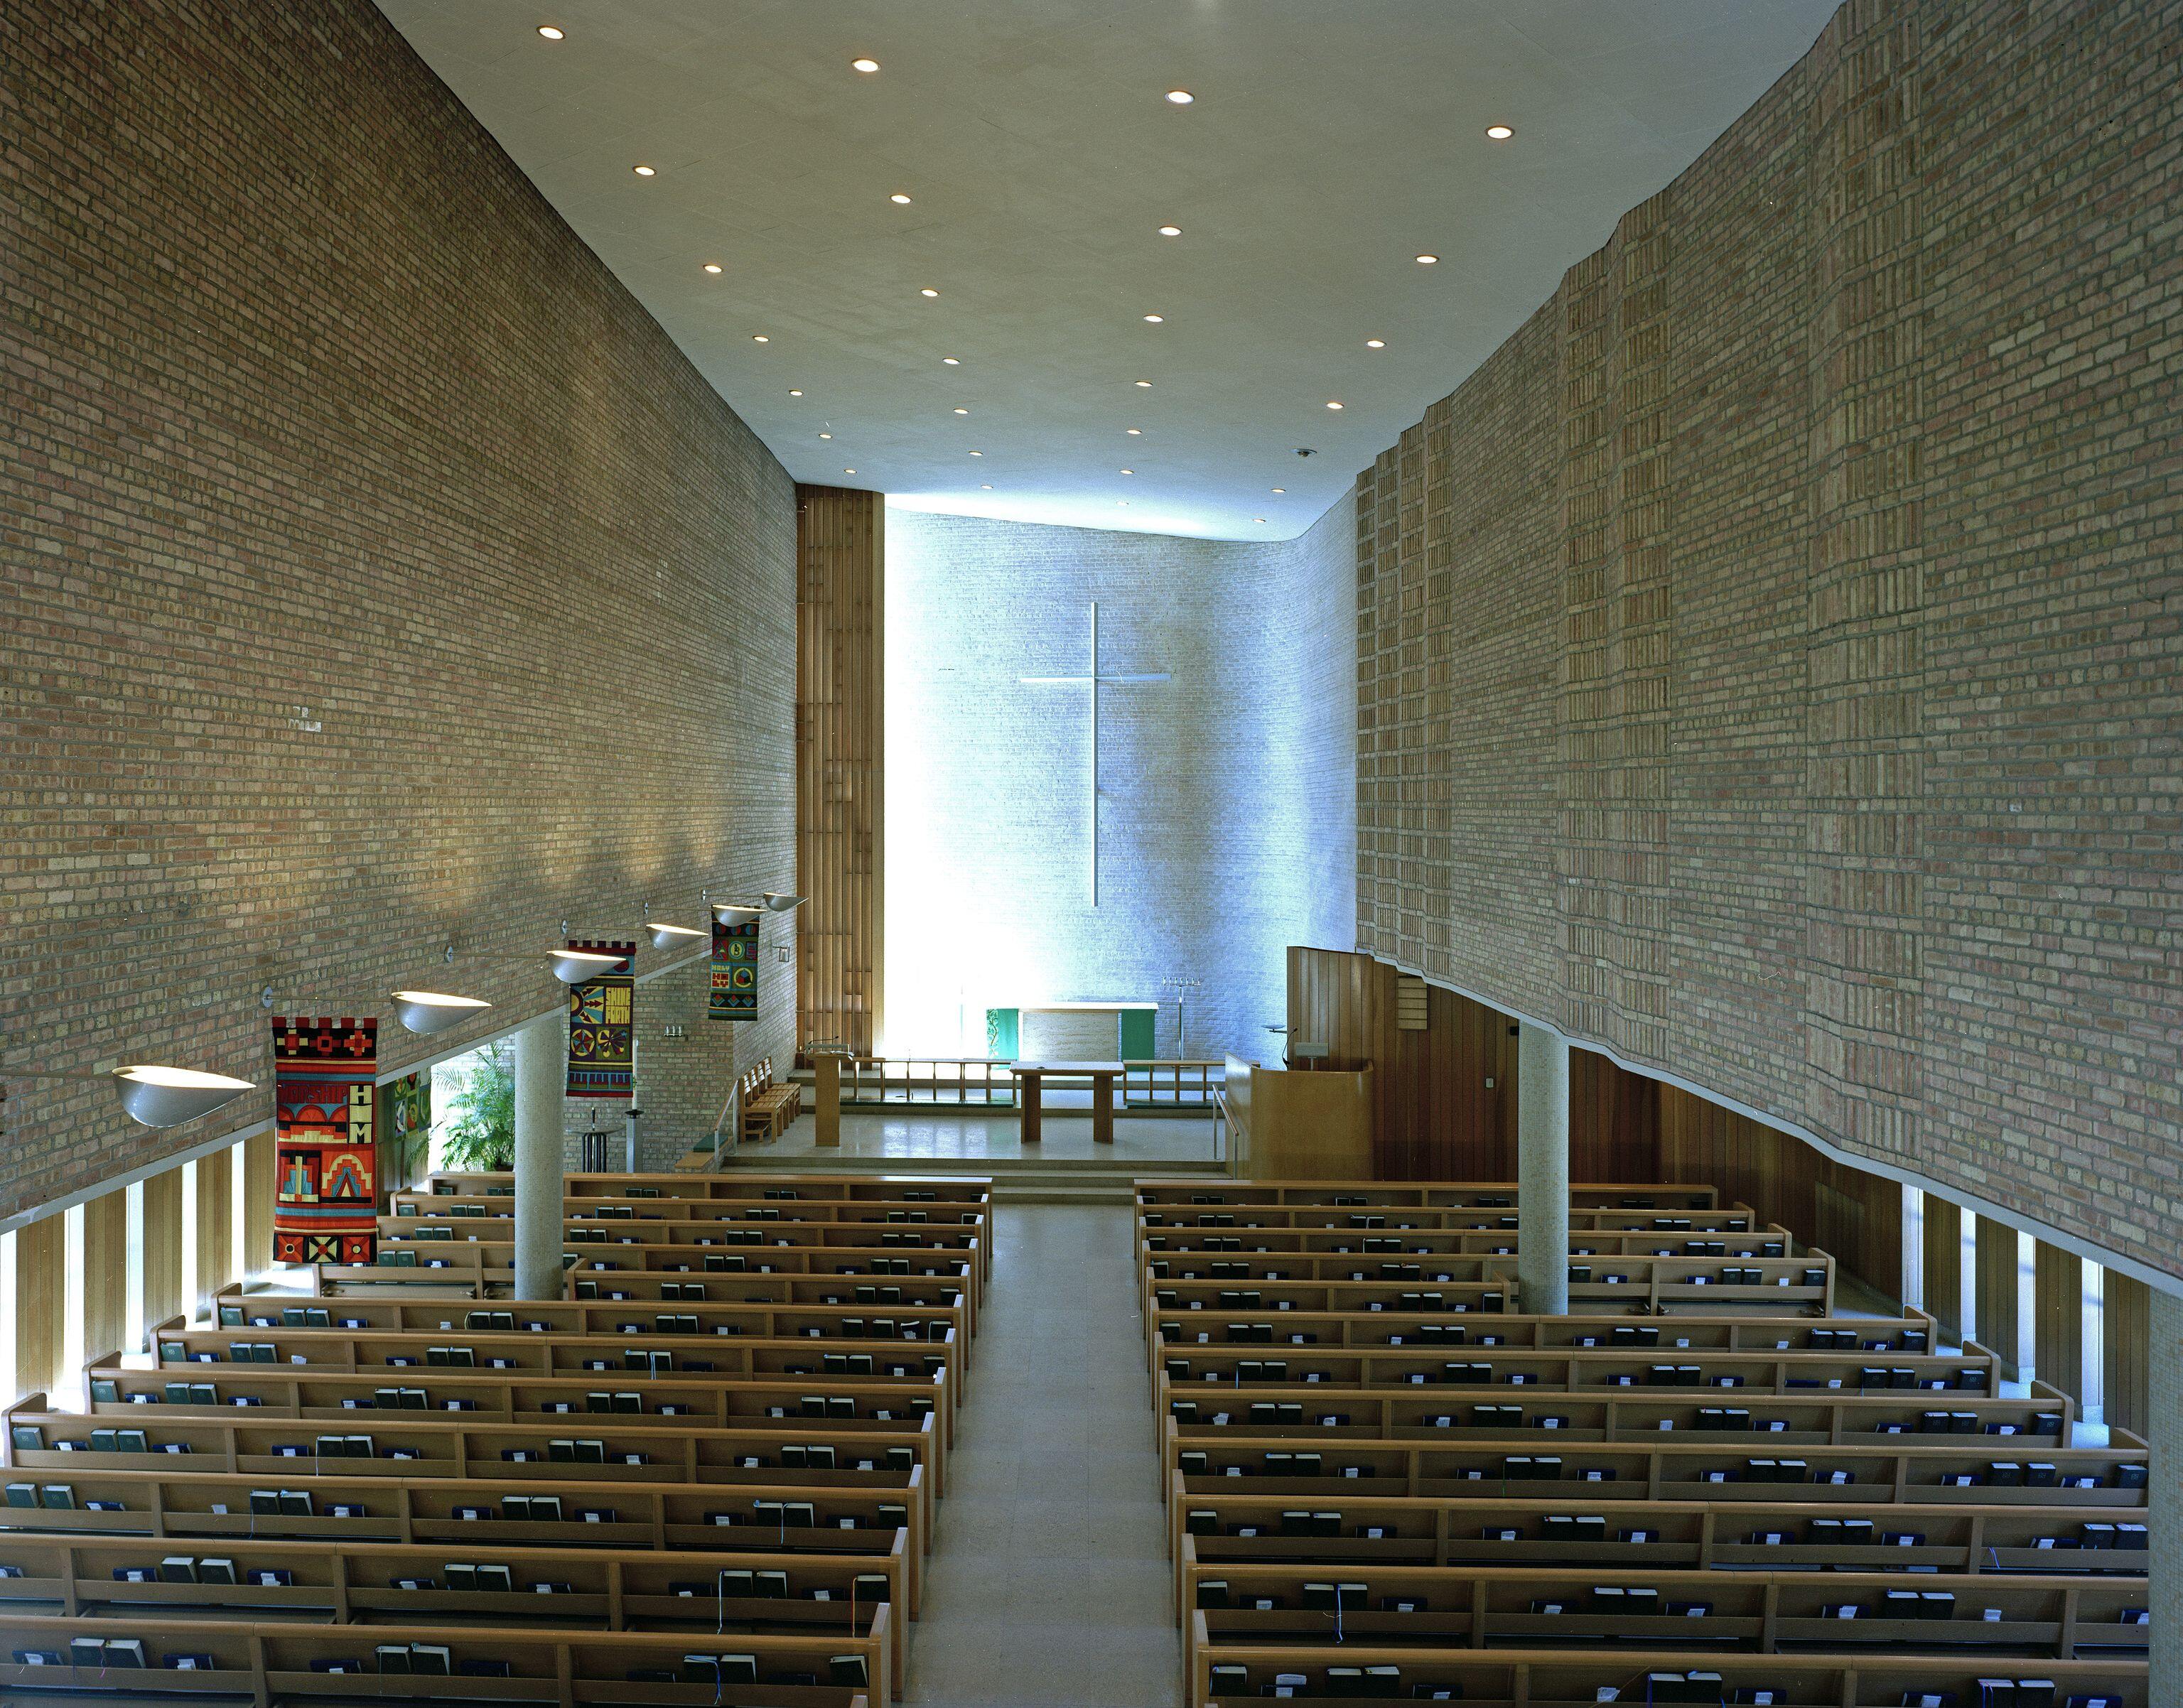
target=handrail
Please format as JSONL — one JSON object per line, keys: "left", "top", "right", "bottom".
{"left": 832, "top": 1054, "right": 1229, "bottom": 1108}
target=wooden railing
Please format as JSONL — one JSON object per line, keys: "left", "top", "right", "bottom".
{"left": 841, "top": 1056, "right": 1018, "bottom": 1106}
{"left": 831, "top": 1056, "right": 1227, "bottom": 1110}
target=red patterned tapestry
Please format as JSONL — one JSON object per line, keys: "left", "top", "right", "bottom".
{"left": 566, "top": 939, "right": 636, "bottom": 1097}
{"left": 272, "top": 1016, "right": 379, "bottom": 1265}
{"left": 710, "top": 914, "right": 759, "bottom": 1020}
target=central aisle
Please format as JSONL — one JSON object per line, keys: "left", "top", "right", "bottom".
{"left": 905, "top": 1202, "right": 1182, "bottom": 1706}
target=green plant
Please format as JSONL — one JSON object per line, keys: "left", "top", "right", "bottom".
{"left": 440, "top": 1041, "right": 515, "bottom": 1172}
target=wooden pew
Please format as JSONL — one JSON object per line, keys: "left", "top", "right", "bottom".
{"left": 376, "top": 1224, "right": 989, "bottom": 1294}
{"left": 151, "top": 1319, "right": 962, "bottom": 1431}
{"left": 1, "top": 1398, "right": 942, "bottom": 1534}
{"left": 0, "top": 1465, "right": 926, "bottom": 1610}
{"left": 1191, "top": 1641, "right": 2141, "bottom": 1708}
{"left": 1185, "top": 1564, "right": 2146, "bottom": 1677}
{"left": 397, "top": 1193, "right": 990, "bottom": 1233}
{"left": 0, "top": 1530, "right": 909, "bottom": 1697}
{"left": 1168, "top": 1432, "right": 2147, "bottom": 1507}
{"left": 212, "top": 1285, "right": 971, "bottom": 1370}
{"left": 80, "top": 1360, "right": 956, "bottom": 1461}
{"left": 0, "top": 1609, "right": 883, "bottom": 1706}
{"left": 1171, "top": 1489, "right": 2148, "bottom": 1607}
{"left": 1142, "top": 1204, "right": 1764, "bottom": 1236}
{"left": 427, "top": 1172, "right": 991, "bottom": 1206}
{"left": 1136, "top": 1180, "right": 1723, "bottom": 1211}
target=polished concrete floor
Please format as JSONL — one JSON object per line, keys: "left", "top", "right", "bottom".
{"left": 747, "top": 1108, "right": 1226, "bottom": 1166}
{"left": 903, "top": 1201, "right": 1181, "bottom": 1706}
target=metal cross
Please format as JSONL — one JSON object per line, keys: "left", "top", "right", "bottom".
{"left": 1018, "top": 601, "right": 1170, "bottom": 907}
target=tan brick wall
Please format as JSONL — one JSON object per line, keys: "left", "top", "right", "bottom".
{"left": 1, "top": 0, "right": 797, "bottom": 1211}
{"left": 1357, "top": 0, "right": 2183, "bottom": 1277}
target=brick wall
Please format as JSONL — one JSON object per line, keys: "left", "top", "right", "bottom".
{"left": 1, "top": 0, "right": 797, "bottom": 1213}
{"left": 1356, "top": 0, "right": 2183, "bottom": 1277}
{"left": 885, "top": 497, "right": 1356, "bottom": 1064}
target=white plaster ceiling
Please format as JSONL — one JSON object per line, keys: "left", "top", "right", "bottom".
{"left": 377, "top": 0, "right": 1838, "bottom": 540}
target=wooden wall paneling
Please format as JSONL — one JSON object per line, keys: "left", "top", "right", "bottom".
{"left": 794, "top": 485, "right": 884, "bottom": 1058}
{"left": 1658, "top": 1085, "right": 1901, "bottom": 1304}
{"left": 195, "top": 1148, "right": 232, "bottom": 1309}
{"left": 12, "top": 1216, "right": 63, "bottom": 1401}
{"left": 1286, "top": 946, "right": 1516, "bottom": 1180}
{"left": 2032, "top": 1241, "right": 2084, "bottom": 1402}
{"left": 141, "top": 1164, "right": 184, "bottom": 1336}
{"left": 243, "top": 1130, "right": 274, "bottom": 1277}
{"left": 81, "top": 1189, "right": 127, "bottom": 1364}
{"left": 1973, "top": 1215, "right": 2023, "bottom": 1378}
{"left": 2101, "top": 1270, "right": 2148, "bottom": 1439}
{"left": 1921, "top": 1197, "right": 1964, "bottom": 1346}
{"left": 1568, "top": 1049, "right": 1660, "bottom": 1184}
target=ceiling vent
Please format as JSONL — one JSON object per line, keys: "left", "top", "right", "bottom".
{"left": 1395, "top": 975, "right": 1429, "bottom": 1031}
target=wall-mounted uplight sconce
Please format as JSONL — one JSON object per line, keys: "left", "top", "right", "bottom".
{"left": 762, "top": 893, "right": 808, "bottom": 913}
{"left": 646, "top": 922, "right": 708, "bottom": 951}
{"left": 110, "top": 1065, "right": 256, "bottom": 1128}
{"left": 550, "top": 948, "right": 627, "bottom": 985}
{"left": 389, "top": 990, "right": 494, "bottom": 1035}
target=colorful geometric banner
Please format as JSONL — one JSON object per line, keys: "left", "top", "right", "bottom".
{"left": 272, "top": 1017, "right": 379, "bottom": 1265}
{"left": 710, "top": 914, "right": 760, "bottom": 1021}
{"left": 566, "top": 939, "right": 635, "bottom": 1097}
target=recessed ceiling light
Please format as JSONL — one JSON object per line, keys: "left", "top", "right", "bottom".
{"left": 890, "top": 193, "right": 912, "bottom": 205}
{"left": 851, "top": 56, "right": 879, "bottom": 73}
{"left": 1126, "top": 428, "right": 1142, "bottom": 436}
{"left": 1142, "top": 313, "right": 1164, "bottom": 323}
{"left": 1134, "top": 379, "right": 1152, "bottom": 388}
{"left": 633, "top": 165, "right": 656, "bottom": 177}
{"left": 920, "top": 287, "right": 939, "bottom": 298}
{"left": 1158, "top": 225, "right": 1182, "bottom": 237}
{"left": 1415, "top": 252, "right": 1438, "bottom": 264}
{"left": 1271, "top": 487, "right": 1286, "bottom": 493}
{"left": 1326, "top": 401, "right": 1344, "bottom": 410}
{"left": 1366, "top": 337, "right": 1385, "bottom": 349}
{"left": 537, "top": 24, "right": 565, "bottom": 40}
{"left": 1484, "top": 123, "right": 1514, "bottom": 141}
{"left": 1165, "top": 89, "right": 1194, "bottom": 104}
{"left": 942, "top": 355, "right": 961, "bottom": 364}
{"left": 751, "top": 335, "right": 769, "bottom": 342}
{"left": 788, "top": 389, "right": 802, "bottom": 396}
{"left": 953, "top": 408, "right": 969, "bottom": 416}
{"left": 703, "top": 262, "right": 723, "bottom": 274}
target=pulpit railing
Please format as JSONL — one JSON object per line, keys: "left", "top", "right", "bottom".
{"left": 831, "top": 1055, "right": 1227, "bottom": 1109}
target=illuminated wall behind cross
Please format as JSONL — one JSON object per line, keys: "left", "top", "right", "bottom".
{"left": 884, "top": 494, "right": 1357, "bottom": 1063}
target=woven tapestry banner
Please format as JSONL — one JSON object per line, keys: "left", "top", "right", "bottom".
{"left": 566, "top": 939, "right": 635, "bottom": 1096}
{"left": 272, "top": 1016, "right": 379, "bottom": 1265}
{"left": 711, "top": 914, "right": 759, "bottom": 1021}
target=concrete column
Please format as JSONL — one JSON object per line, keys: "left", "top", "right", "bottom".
{"left": 1516, "top": 1021, "right": 1570, "bottom": 1316}
{"left": 511, "top": 1007, "right": 566, "bottom": 1301}
{"left": 2151, "top": 1287, "right": 2182, "bottom": 1700}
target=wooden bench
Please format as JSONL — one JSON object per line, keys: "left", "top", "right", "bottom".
{"left": 426, "top": 1169, "right": 990, "bottom": 1206}
{"left": 0, "top": 1528, "right": 910, "bottom": 1697}
{"left": 3, "top": 1398, "right": 942, "bottom": 1535}
{"left": 1192, "top": 1642, "right": 2141, "bottom": 1708}
{"left": 0, "top": 1464, "right": 927, "bottom": 1610}
{"left": 740, "top": 1059, "right": 802, "bottom": 1143}
{"left": 0, "top": 1609, "right": 882, "bottom": 1707}
{"left": 1136, "top": 1179, "right": 1723, "bottom": 1211}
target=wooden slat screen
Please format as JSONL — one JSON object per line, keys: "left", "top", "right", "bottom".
{"left": 11, "top": 1216, "right": 63, "bottom": 1401}
{"left": 81, "top": 1189, "right": 127, "bottom": 1364}
{"left": 243, "top": 1128, "right": 275, "bottom": 1276}
{"left": 2032, "top": 1241, "right": 2084, "bottom": 1401}
{"left": 2102, "top": 1270, "right": 2149, "bottom": 1439}
{"left": 794, "top": 485, "right": 884, "bottom": 1059}
{"left": 1973, "top": 1216, "right": 2023, "bottom": 1378}
{"left": 141, "top": 1164, "right": 185, "bottom": 1335}
{"left": 194, "top": 1147, "right": 232, "bottom": 1312}
{"left": 1920, "top": 1196, "right": 1963, "bottom": 1346}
